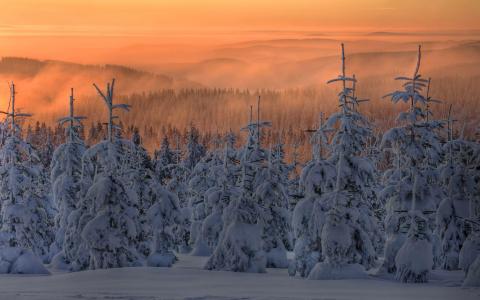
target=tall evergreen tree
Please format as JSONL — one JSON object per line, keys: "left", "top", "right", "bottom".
{"left": 290, "top": 113, "right": 336, "bottom": 278}
{"left": 205, "top": 152, "right": 266, "bottom": 273}
{"left": 308, "top": 44, "right": 379, "bottom": 280}
{"left": 205, "top": 111, "right": 268, "bottom": 273}
{"left": 154, "top": 136, "right": 175, "bottom": 184}
{"left": 436, "top": 107, "right": 476, "bottom": 270}
{"left": 0, "top": 82, "right": 51, "bottom": 274}
{"left": 255, "top": 148, "right": 292, "bottom": 268}
{"left": 79, "top": 79, "right": 142, "bottom": 269}
{"left": 200, "top": 145, "right": 240, "bottom": 254}
{"left": 49, "top": 88, "right": 87, "bottom": 267}
{"left": 183, "top": 125, "right": 205, "bottom": 170}
{"left": 145, "top": 182, "right": 181, "bottom": 267}
{"left": 380, "top": 46, "right": 441, "bottom": 282}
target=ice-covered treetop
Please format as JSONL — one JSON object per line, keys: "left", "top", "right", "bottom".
{"left": 57, "top": 88, "right": 87, "bottom": 143}
{"left": 325, "top": 44, "right": 372, "bottom": 157}
{"left": 0, "top": 82, "right": 32, "bottom": 137}
{"left": 241, "top": 96, "right": 271, "bottom": 149}
{"left": 81, "top": 79, "right": 134, "bottom": 178}
{"left": 381, "top": 46, "right": 446, "bottom": 171}
{"left": 326, "top": 44, "right": 370, "bottom": 112}
{"left": 93, "top": 78, "right": 131, "bottom": 143}
{"left": 0, "top": 82, "right": 40, "bottom": 165}
{"left": 384, "top": 45, "right": 428, "bottom": 107}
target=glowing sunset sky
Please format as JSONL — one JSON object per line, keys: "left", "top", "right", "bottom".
{"left": 1, "top": 0, "right": 479, "bottom": 36}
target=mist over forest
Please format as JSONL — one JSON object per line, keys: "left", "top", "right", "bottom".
{"left": 1, "top": 32, "right": 480, "bottom": 157}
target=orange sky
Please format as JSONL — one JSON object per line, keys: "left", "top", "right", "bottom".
{"left": 1, "top": 0, "right": 479, "bottom": 36}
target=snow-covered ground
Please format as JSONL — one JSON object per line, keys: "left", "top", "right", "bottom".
{"left": 0, "top": 254, "right": 478, "bottom": 300}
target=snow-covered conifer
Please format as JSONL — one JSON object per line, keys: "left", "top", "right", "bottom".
{"left": 379, "top": 46, "right": 442, "bottom": 275}
{"left": 122, "top": 131, "right": 159, "bottom": 259}
{"left": 78, "top": 79, "right": 142, "bottom": 270}
{"left": 290, "top": 113, "right": 337, "bottom": 277}
{"left": 436, "top": 108, "right": 476, "bottom": 270}
{"left": 146, "top": 183, "right": 180, "bottom": 267}
{"left": 205, "top": 111, "right": 267, "bottom": 273}
{"left": 200, "top": 146, "right": 240, "bottom": 254}
{"left": 49, "top": 88, "right": 87, "bottom": 266}
{"left": 163, "top": 144, "right": 191, "bottom": 253}
{"left": 183, "top": 125, "right": 206, "bottom": 170}
{"left": 255, "top": 148, "right": 292, "bottom": 268}
{"left": 154, "top": 136, "right": 175, "bottom": 184}
{"left": 286, "top": 139, "right": 302, "bottom": 207}
{"left": 0, "top": 82, "right": 52, "bottom": 273}
{"left": 394, "top": 177, "right": 433, "bottom": 283}
{"left": 309, "top": 44, "right": 379, "bottom": 280}
{"left": 204, "top": 162, "right": 266, "bottom": 273}
{"left": 188, "top": 158, "right": 217, "bottom": 256}
{"left": 463, "top": 254, "right": 480, "bottom": 287}
{"left": 459, "top": 219, "right": 480, "bottom": 275}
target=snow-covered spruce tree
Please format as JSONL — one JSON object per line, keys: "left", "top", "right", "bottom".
{"left": 266, "top": 142, "right": 295, "bottom": 213}
{"left": 436, "top": 108, "right": 476, "bottom": 270}
{"left": 290, "top": 113, "right": 337, "bottom": 278}
{"left": 287, "top": 139, "right": 302, "bottom": 208}
{"left": 204, "top": 152, "right": 266, "bottom": 273}
{"left": 201, "top": 142, "right": 228, "bottom": 216}
{"left": 350, "top": 76, "right": 385, "bottom": 257}
{"left": 459, "top": 219, "right": 480, "bottom": 275}
{"left": 167, "top": 164, "right": 190, "bottom": 207}
{"left": 380, "top": 44, "right": 441, "bottom": 273}
{"left": 188, "top": 156, "right": 217, "bottom": 256}
{"left": 237, "top": 97, "right": 270, "bottom": 193}
{"left": 417, "top": 79, "right": 445, "bottom": 269}
{"left": 164, "top": 133, "right": 189, "bottom": 204}
{"left": 190, "top": 132, "right": 237, "bottom": 256}
{"left": 39, "top": 132, "right": 55, "bottom": 169}
{"left": 205, "top": 107, "right": 269, "bottom": 273}
{"left": 460, "top": 227, "right": 480, "bottom": 287}
{"left": 162, "top": 134, "right": 191, "bottom": 253}
{"left": 308, "top": 44, "right": 379, "bottom": 280}
{"left": 0, "top": 82, "right": 50, "bottom": 274}
{"left": 79, "top": 79, "right": 142, "bottom": 270}
{"left": 200, "top": 145, "right": 240, "bottom": 255}
{"left": 394, "top": 177, "right": 434, "bottom": 283}
{"left": 255, "top": 148, "right": 292, "bottom": 268}
{"left": 463, "top": 252, "right": 480, "bottom": 287}
{"left": 379, "top": 46, "right": 442, "bottom": 276}
{"left": 378, "top": 141, "right": 412, "bottom": 274}
{"left": 0, "top": 120, "right": 9, "bottom": 146}
{"left": 121, "top": 129, "right": 159, "bottom": 259}
{"left": 146, "top": 181, "right": 181, "bottom": 267}
{"left": 166, "top": 163, "right": 191, "bottom": 253}
{"left": 458, "top": 190, "right": 480, "bottom": 274}
{"left": 81, "top": 171, "right": 141, "bottom": 269}
{"left": 458, "top": 128, "right": 480, "bottom": 276}
{"left": 62, "top": 179, "right": 92, "bottom": 271}
{"left": 154, "top": 136, "right": 175, "bottom": 184}
{"left": 183, "top": 125, "right": 206, "bottom": 171}
{"left": 49, "top": 88, "right": 87, "bottom": 267}
{"left": 224, "top": 130, "right": 238, "bottom": 159}
{"left": 192, "top": 134, "right": 240, "bottom": 256}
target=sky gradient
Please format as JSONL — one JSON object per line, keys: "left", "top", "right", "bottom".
{"left": 1, "top": 0, "right": 479, "bottom": 36}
